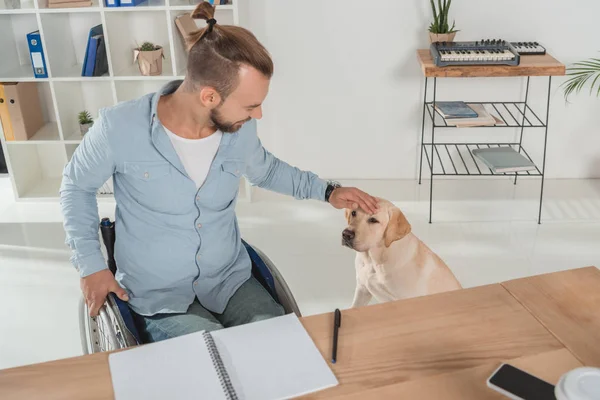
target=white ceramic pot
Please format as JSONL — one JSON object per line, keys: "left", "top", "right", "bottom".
{"left": 429, "top": 32, "right": 456, "bottom": 43}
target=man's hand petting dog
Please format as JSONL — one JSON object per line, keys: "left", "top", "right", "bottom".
{"left": 328, "top": 187, "right": 379, "bottom": 215}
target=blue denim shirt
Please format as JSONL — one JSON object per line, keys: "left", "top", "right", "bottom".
{"left": 60, "top": 80, "right": 327, "bottom": 316}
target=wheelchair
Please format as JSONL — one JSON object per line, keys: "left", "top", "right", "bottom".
{"left": 79, "top": 218, "right": 301, "bottom": 354}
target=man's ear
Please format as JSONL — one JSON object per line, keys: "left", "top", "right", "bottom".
{"left": 199, "top": 87, "right": 221, "bottom": 109}
{"left": 383, "top": 207, "right": 411, "bottom": 247}
{"left": 344, "top": 209, "right": 351, "bottom": 224}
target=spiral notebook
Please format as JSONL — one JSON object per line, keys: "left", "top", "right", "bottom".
{"left": 108, "top": 314, "right": 338, "bottom": 400}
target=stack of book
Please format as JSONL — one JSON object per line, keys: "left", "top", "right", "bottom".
{"left": 434, "top": 101, "right": 504, "bottom": 127}
{"left": 472, "top": 147, "right": 537, "bottom": 173}
{"left": 47, "top": 0, "right": 92, "bottom": 8}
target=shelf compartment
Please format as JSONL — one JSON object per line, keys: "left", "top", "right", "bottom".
{"left": 39, "top": 12, "right": 104, "bottom": 78}
{"left": 5, "top": 141, "right": 66, "bottom": 198}
{"left": 426, "top": 102, "right": 546, "bottom": 128}
{"left": 422, "top": 143, "right": 542, "bottom": 177}
{"left": 0, "top": 13, "right": 40, "bottom": 80}
{"left": 53, "top": 80, "right": 114, "bottom": 141}
{"left": 1, "top": 82, "right": 60, "bottom": 142}
{"left": 104, "top": 10, "right": 173, "bottom": 78}
{"left": 0, "top": 1, "right": 36, "bottom": 11}
{"left": 103, "top": 0, "right": 165, "bottom": 11}
{"left": 37, "top": 0, "right": 101, "bottom": 11}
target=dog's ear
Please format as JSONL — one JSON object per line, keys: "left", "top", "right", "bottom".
{"left": 383, "top": 207, "right": 411, "bottom": 247}
{"left": 344, "top": 208, "right": 351, "bottom": 224}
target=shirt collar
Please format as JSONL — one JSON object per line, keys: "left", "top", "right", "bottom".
{"left": 150, "top": 79, "right": 184, "bottom": 124}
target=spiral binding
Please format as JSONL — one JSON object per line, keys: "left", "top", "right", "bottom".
{"left": 202, "top": 332, "right": 239, "bottom": 400}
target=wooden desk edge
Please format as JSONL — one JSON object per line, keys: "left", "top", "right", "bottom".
{"left": 501, "top": 266, "right": 599, "bottom": 288}
{"left": 416, "top": 49, "right": 566, "bottom": 78}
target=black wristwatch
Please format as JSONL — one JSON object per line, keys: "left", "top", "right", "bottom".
{"left": 325, "top": 181, "right": 341, "bottom": 203}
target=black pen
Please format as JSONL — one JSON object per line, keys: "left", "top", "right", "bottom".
{"left": 332, "top": 308, "right": 341, "bottom": 363}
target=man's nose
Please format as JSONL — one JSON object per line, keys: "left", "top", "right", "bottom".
{"left": 342, "top": 229, "right": 355, "bottom": 241}
{"left": 250, "top": 106, "right": 262, "bottom": 120}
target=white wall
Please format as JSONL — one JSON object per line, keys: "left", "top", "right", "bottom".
{"left": 239, "top": 0, "right": 600, "bottom": 179}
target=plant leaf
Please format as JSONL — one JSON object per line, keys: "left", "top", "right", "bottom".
{"left": 430, "top": 0, "right": 439, "bottom": 33}
{"left": 437, "top": 0, "right": 444, "bottom": 31}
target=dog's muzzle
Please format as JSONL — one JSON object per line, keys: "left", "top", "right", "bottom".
{"left": 342, "top": 229, "right": 355, "bottom": 248}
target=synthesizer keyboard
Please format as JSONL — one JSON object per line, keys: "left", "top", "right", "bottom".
{"left": 510, "top": 41, "right": 546, "bottom": 55}
{"left": 430, "top": 39, "right": 520, "bottom": 67}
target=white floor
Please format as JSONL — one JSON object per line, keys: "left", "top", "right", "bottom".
{"left": 0, "top": 176, "right": 599, "bottom": 370}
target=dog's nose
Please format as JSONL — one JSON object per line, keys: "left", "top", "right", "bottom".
{"left": 342, "top": 229, "right": 355, "bottom": 241}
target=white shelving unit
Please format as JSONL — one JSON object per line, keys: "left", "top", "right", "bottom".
{"left": 0, "top": 0, "right": 249, "bottom": 202}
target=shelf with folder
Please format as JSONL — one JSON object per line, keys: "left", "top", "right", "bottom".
{"left": 40, "top": 12, "right": 105, "bottom": 78}
{"left": 426, "top": 101, "right": 547, "bottom": 128}
{"left": 0, "top": 0, "right": 242, "bottom": 201}
{"left": 4, "top": 141, "right": 66, "bottom": 199}
{"left": 103, "top": 0, "right": 165, "bottom": 11}
{"left": 0, "top": 13, "right": 40, "bottom": 80}
{"left": 1, "top": 81, "right": 59, "bottom": 143}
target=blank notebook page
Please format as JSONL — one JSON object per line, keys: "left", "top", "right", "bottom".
{"left": 109, "top": 330, "right": 227, "bottom": 400}
{"left": 211, "top": 314, "right": 339, "bottom": 400}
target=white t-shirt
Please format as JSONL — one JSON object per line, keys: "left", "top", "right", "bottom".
{"left": 165, "top": 127, "right": 223, "bottom": 189}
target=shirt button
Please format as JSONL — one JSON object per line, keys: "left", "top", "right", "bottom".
{"left": 197, "top": 223, "right": 202, "bottom": 228}
{"left": 144, "top": 172, "right": 149, "bottom": 178}
{"left": 196, "top": 196, "right": 200, "bottom": 201}
{"left": 194, "top": 282, "right": 198, "bottom": 286}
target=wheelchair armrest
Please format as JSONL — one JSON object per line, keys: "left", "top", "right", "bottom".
{"left": 107, "top": 293, "right": 142, "bottom": 346}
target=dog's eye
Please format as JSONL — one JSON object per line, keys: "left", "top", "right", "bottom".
{"left": 351, "top": 211, "right": 357, "bottom": 217}
{"left": 368, "top": 218, "right": 379, "bottom": 224}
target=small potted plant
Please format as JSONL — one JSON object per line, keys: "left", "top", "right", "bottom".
{"left": 134, "top": 42, "right": 165, "bottom": 76}
{"left": 428, "top": 0, "right": 458, "bottom": 43}
{"left": 78, "top": 110, "right": 93, "bottom": 135}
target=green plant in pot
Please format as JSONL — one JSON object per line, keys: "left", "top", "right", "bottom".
{"left": 429, "top": 0, "right": 458, "bottom": 43}
{"left": 134, "top": 41, "right": 165, "bottom": 77}
{"left": 561, "top": 55, "right": 600, "bottom": 101}
{"left": 78, "top": 110, "right": 93, "bottom": 135}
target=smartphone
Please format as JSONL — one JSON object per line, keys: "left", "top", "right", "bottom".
{"left": 487, "top": 363, "right": 556, "bottom": 400}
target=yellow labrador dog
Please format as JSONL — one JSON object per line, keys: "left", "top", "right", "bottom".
{"left": 342, "top": 199, "right": 461, "bottom": 307}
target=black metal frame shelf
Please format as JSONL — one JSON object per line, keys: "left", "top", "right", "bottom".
{"left": 418, "top": 75, "right": 553, "bottom": 224}
{"left": 423, "top": 143, "right": 542, "bottom": 176}
{"left": 426, "top": 101, "right": 546, "bottom": 128}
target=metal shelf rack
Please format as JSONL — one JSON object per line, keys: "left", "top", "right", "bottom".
{"left": 416, "top": 49, "right": 566, "bottom": 223}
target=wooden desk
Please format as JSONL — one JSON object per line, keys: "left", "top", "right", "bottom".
{"left": 1, "top": 267, "right": 598, "bottom": 399}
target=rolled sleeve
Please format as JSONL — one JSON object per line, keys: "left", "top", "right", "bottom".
{"left": 60, "top": 109, "right": 115, "bottom": 277}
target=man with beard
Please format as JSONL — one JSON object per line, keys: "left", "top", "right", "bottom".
{"left": 60, "top": 1, "right": 378, "bottom": 343}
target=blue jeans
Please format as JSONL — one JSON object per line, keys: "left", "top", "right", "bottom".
{"left": 132, "top": 276, "right": 285, "bottom": 343}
